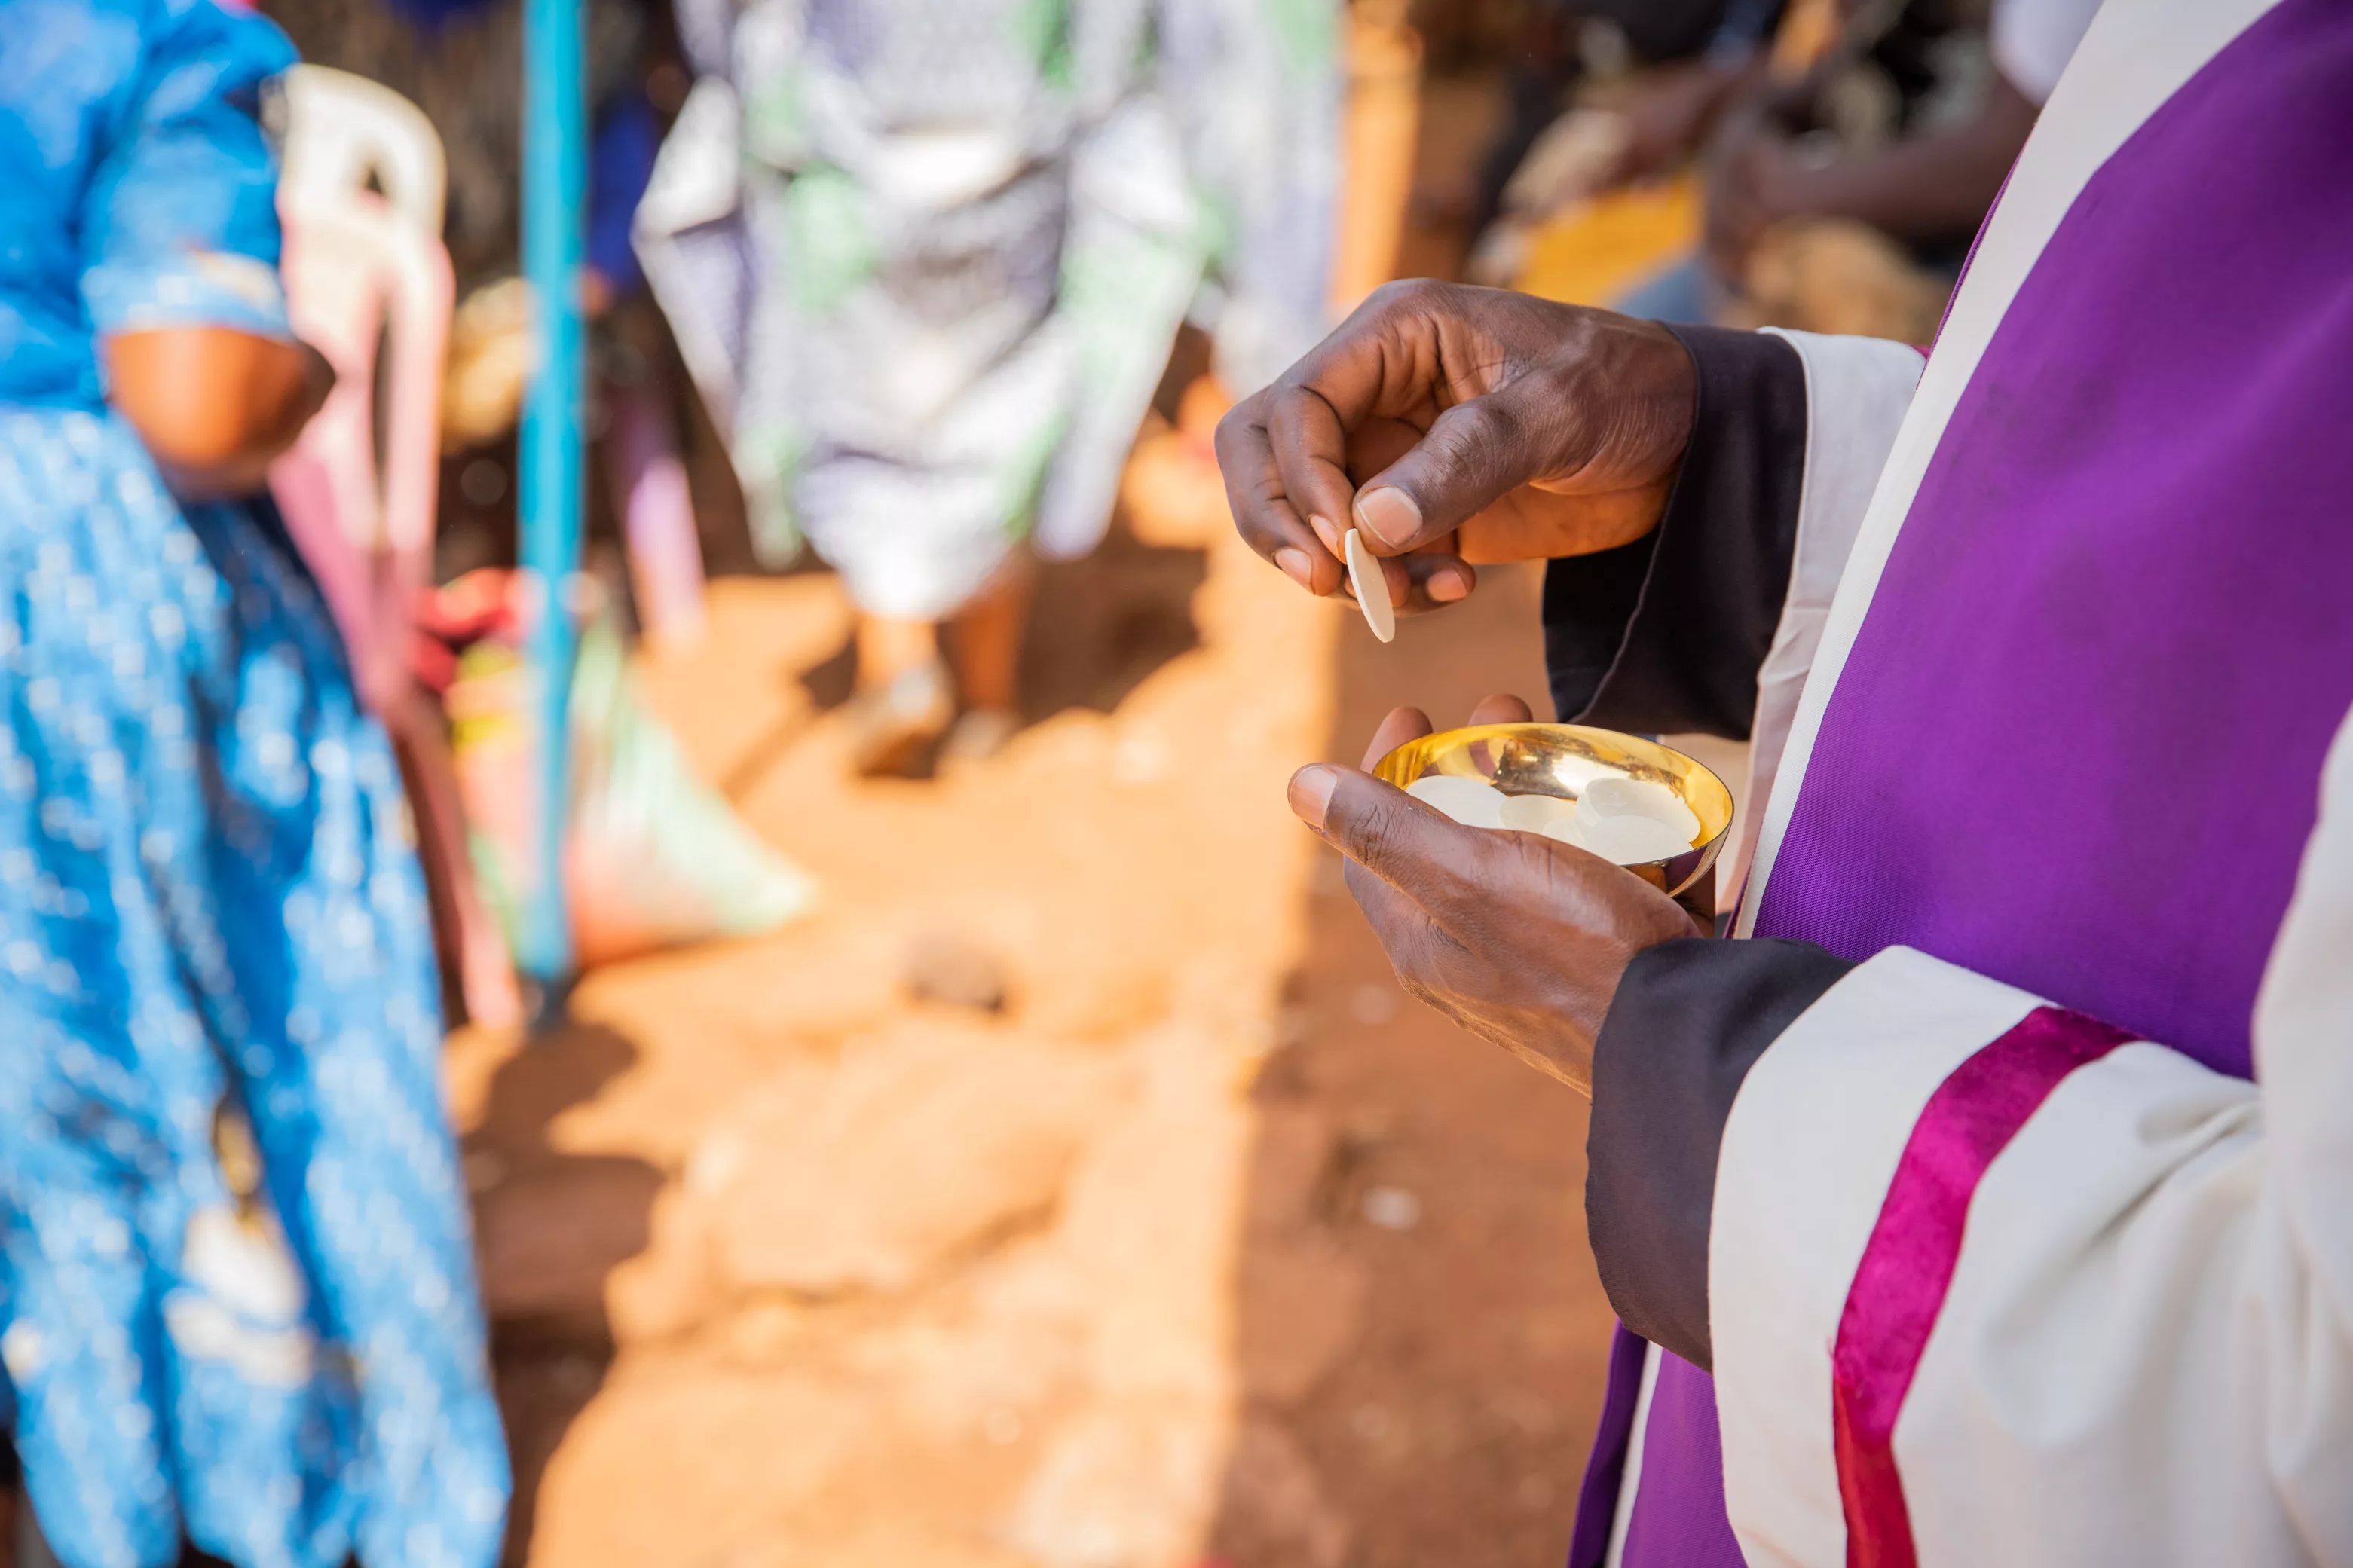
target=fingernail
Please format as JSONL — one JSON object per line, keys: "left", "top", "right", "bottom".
{"left": 1427, "top": 567, "right": 1471, "bottom": 604}
{"left": 1274, "top": 546, "right": 1316, "bottom": 591}
{"left": 1354, "top": 487, "right": 1421, "bottom": 549}
{"left": 1287, "top": 764, "right": 1339, "bottom": 830}
{"left": 1308, "top": 513, "right": 1342, "bottom": 554}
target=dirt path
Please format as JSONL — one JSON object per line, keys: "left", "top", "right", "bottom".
{"left": 430, "top": 57, "right": 1743, "bottom": 1566}
{"left": 446, "top": 498, "right": 1654, "bottom": 1565}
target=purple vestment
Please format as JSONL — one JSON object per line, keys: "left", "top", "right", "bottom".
{"left": 1577, "top": 0, "right": 2353, "bottom": 1559}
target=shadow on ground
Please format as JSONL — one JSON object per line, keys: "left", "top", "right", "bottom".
{"left": 1207, "top": 564, "right": 1622, "bottom": 1568}
{"left": 1020, "top": 524, "right": 1208, "bottom": 725}
{"left": 788, "top": 521, "right": 1210, "bottom": 728}
{"left": 463, "top": 1023, "right": 662, "bottom": 1566}
{"left": 705, "top": 515, "right": 1210, "bottom": 795}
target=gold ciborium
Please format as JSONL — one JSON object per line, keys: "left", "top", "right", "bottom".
{"left": 1373, "top": 723, "right": 1735, "bottom": 907}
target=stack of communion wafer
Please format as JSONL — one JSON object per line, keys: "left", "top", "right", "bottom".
{"left": 1404, "top": 774, "right": 1701, "bottom": 867}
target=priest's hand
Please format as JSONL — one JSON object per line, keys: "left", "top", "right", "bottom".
{"left": 1287, "top": 695, "right": 1703, "bottom": 1094}
{"left": 1216, "top": 282, "right": 1696, "bottom": 618}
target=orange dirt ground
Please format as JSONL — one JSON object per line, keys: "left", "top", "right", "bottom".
{"left": 449, "top": 68, "right": 1749, "bottom": 1568}
{"left": 456, "top": 533, "right": 1635, "bottom": 1567}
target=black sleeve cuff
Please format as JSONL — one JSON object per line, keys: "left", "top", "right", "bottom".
{"left": 1584, "top": 937, "right": 1856, "bottom": 1370}
{"left": 1544, "top": 325, "right": 1809, "bottom": 737}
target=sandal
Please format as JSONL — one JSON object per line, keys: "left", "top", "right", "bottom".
{"left": 843, "top": 658, "right": 955, "bottom": 778}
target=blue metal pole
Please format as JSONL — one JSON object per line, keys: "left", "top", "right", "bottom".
{"left": 519, "top": 0, "right": 585, "bottom": 991}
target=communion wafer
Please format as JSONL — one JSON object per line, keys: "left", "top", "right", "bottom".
{"left": 1536, "top": 808, "right": 1690, "bottom": 867}
{"left": 1342, "top": 527, "right": 1396, "bottom": 643}
{"left": 1497, "top": 793, "right": 1580, "bottom": 833}
{"left": 1576, "top": 776, "right": 1703, "bottom": 842}
{"left": 1406, "top": 775, "right": 1507, "bottom": 828}
{"left": 1395, "top": 772, "right": 1698, "bottom": 866}
{"left": 1574, "top": 812, "right": 1694, "bottom": 867}
{"left": 1538, "top": 815, "right": 1590, "bottom": 851}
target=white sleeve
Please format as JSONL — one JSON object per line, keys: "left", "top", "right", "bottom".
{"left": 1709, "top": 704, "right": 2353, "bottom": 1567}
{"left": 1721, "top": 330, "right": 1925, "bottom": 906}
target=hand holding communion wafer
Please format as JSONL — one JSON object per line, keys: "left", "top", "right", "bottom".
{"left": 1216, "top": 282, "right": 1697, "bottom": 619}
{"left": 1286, "top": 694, "right": 1701, "bottom": 1095}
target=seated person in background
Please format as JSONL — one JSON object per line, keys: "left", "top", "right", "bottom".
{"left": 1616, "top": 0, "right": 2101, "bottom": 338}
{"left": 1467, "top": 0, "right": 1788, "bottom": 239}
{"left": 1463, "top": 0, "right": 1788, "bottom": 286}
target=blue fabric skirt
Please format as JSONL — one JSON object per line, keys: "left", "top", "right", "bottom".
{"left": 0, "top": 409, "right": 507, "bottom": 1568}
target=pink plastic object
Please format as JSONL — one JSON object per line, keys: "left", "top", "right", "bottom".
{"left": 278, "top": 66, "right": 448, "bottom": 237}
{"left": 273, "top": 197, "right": 446, "bottom": 704}
{"left": 271, "top": 190, "right": 525, "bottom": 1029}
{"left": 604, "top": 387, "right": 708, "bottom": 653}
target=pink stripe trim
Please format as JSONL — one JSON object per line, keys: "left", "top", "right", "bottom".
{"left": 1831, "top": 1004, "right": 2134, "bottom": 1568}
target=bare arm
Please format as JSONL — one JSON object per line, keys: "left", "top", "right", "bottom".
{"left": 1709, "top": 69, "right": 2041, "bottom": 270}
{"left": 1599, "top": 56, "right": 1771, "bottom": 188}
{"left": 105, "top": 327, "right": 332, "bottom": 501}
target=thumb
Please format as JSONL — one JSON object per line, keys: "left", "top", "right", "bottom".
{"left": 1288, "top": 765, "right": 1491, "bottom": 914}
{"left": 1351, "top": 388, "right": 1557, "bottom": 552}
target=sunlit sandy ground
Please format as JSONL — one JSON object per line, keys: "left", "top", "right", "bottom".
{"left": 439, "top": 47, "right": 1761, "bottom": 1566}
{"left": 446, "top": 488, "right": 1756, "bottom": 1565}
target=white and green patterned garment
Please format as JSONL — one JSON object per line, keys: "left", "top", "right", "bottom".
{"left": 641, "top": 0, "right": 1342, "bottom": 619}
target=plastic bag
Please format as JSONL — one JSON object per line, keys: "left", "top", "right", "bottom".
{"left": 436, "top": 570, "right": 817, "bottom": 970}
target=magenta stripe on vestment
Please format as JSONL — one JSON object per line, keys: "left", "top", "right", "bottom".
{"left": 1830, "top": 1005, "right": 2134, "bottom": 1568}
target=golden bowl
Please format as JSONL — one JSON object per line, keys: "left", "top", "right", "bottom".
{"left": 1372, "top": 723, "right": 1735, "bottom": 900}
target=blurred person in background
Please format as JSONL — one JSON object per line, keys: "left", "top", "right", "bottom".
{"left": 1468, "top": 0, "right": 1789, "bottom": 243}
{"left": 1617, "top": 0, "right": 2104, "bottom": 335}
{"left": 641, "top": 0, "right": 1342, "bottom": 775}
{"left": 1459, "top": 0, "right": 1794, "bottom": 289}
{"left": 0, "top": 3, "right": 506, "bottom": 1563}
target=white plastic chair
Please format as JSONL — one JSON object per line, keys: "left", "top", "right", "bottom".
{"left": 270, "top": 70, "right": 523, "bottom": 1030}
{"left": 278, "top": 65, "right": 448, "bottom": 234}
{"left": 273, "top": 194, "right": 448, "bottom": 703}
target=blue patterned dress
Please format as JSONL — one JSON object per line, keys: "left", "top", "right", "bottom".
{"left": 0, "top": 4, "right": 509, "bottom": 1564}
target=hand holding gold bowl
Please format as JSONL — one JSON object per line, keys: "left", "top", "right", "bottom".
{"left": 1286, "top": 714, "right": 1730, "bottom": 1092}
{"left": 1372, "top": 723, "right": 1734, "bottom": 903}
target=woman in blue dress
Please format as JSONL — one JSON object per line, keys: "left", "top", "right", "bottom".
{"left": 0, "top": 3, "right": 509, "bottom": 1563}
